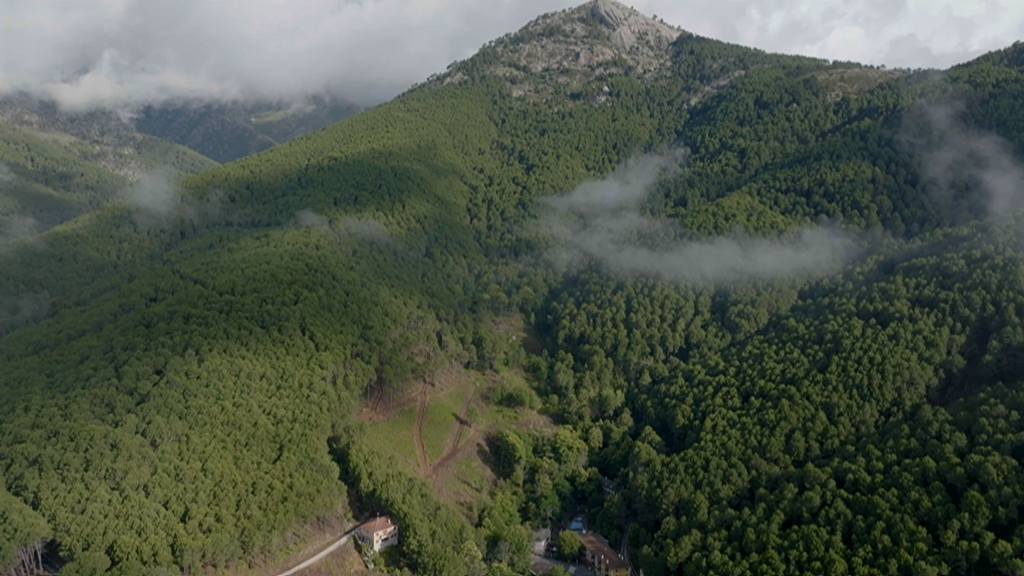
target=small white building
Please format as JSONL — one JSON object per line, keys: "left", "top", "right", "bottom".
{"left": 355, "top": 515, "right": 399, "bottom": 552}
{"left": 533, "top": 528, "right": 551, "bottom": 556}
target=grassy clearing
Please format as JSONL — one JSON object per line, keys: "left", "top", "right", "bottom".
{"left": 358, "top": 363, "right": 549, "bottom": 524}
{"left": 364, "top": 403, "right": 418, "bottom": 468}
{"left": 422, "top": 388, "right": 460, "bottom": 462}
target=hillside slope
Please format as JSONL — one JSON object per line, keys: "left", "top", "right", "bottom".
{"left": 134, "top": 94, "right": 362, "bottom": 163}
{"left": 0, "top": 97, "right": 219, "bottom": 240}
{"left": 3, "top": 3, "right": 1024, "bottom": 576}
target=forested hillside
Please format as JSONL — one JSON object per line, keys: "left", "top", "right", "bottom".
{"left": 134, "top": 95, "right": 362, "bottom": 163}
{"left": 0, "top": 97, "right": 218, "bottom": 243}
{"left": 3, "top": 2, "right": 1024, "bottom": 575}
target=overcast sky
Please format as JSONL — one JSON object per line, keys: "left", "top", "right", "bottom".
{"left": 0, "top": 0, "right": 1021, "bottom": 110}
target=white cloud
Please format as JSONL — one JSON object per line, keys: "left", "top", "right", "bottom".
{"left": 538, "top": 152, "right": 858, "bottom": 284}
{"left": 636, "top": 0, "right": 1024, "bottom": 70}
{"left": 0, "top": 0, "right": 1021, "bottom": 110}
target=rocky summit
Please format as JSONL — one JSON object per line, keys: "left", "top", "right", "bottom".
{"left": 430, "top": 0, "right": 685, "bottom": 96}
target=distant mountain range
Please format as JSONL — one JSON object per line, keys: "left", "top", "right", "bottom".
{"left": 134, "top": 94, "right": 363, "bottom": 164}
{"left": 0, "top": 92, "right": 362, "bottom": 235}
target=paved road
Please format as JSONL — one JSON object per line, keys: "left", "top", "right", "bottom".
{"left": 271, "top": 526, "right": 359, "bottom": 576}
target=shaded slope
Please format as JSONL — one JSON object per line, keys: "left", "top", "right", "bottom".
{"left": 135, "top": 95, "right": 362, "bottom": 164}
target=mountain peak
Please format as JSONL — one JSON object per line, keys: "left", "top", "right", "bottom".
{"left": 422, "top": 0, "right": 686, "bottom": 96}
{"left": 583, "top": 0, "right": 682, "bottom": 49}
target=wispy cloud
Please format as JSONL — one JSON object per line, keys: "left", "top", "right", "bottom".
{"left": 0, "top": 214, "right": 41, "bottom": 254}
{"left": 123, "top": 169, "right": 224, "bottom": 226}
{"left": 1, "top": 0, "right": 1020, "bottom": 110}
{"left": 902, "top": 102, "right": 1024, "bottom": 224}
{"left": 539, "top": 153, "right": 858, "bottom": 284}
{"left": 294, "top": 209, "right": 391, "bottom": 242}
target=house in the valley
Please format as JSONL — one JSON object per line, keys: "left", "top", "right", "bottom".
{"left": 578, "top": 532, "right": 630, "bottom": 576}
{"left": 355, "top": 515, "right": 399, "bottom": 552}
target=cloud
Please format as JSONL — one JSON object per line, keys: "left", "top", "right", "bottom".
{"left": 0, "top": 215, "right": 41, "bottom": 254}
{"left": 1, "top": 0, "right": 1021, "bottom": 111}
{"left": 901, "top": 102, "right": 1024, "bottom": 223}
{"left": 539, "top": 152, "right": 858, "bottom": 284}
{"left": 125, "top": 169, "right": 179, "bottom": 218}
{"left": 340, "top": 216, "right": 390, "bottom": 242}
{"left": 123, "top": 169, "right": 224, "bottom": 226}
{"left": 296, "top": 209, "right": 330, "bottom": 229}
{"left": 294, "top": 209, "right": 391, "bottom": 242}
{"left": 637, "top": 0, "right": 1024, "bottom": 70}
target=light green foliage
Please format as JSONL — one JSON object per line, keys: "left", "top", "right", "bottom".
{"left": 557, "top": 530, "right": 581, "bottom": 561}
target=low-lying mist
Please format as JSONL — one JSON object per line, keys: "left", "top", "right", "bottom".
{"left": 903, "top": 102, "right": 1024, "bottom": 224}
{"left": 124, "top": 169, "right": 224, "bottom": 226}
{"left": 538, "top": 152, "right": 859, "bottom": 284}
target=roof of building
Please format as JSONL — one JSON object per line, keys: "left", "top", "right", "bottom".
{"left": 359, "top": 516, "right": 397, "bottom": 534}
{"left": 534, "top": 528, "right": 551, "bottom": 542}
{"left": 578, "top": 532, "right": 630, "bottom": 570}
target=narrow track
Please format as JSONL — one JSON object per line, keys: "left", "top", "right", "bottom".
{"left": 267, "top": 526, "right": 358, "bottom": 576}
{"left": 412, "top": 380, "right": 430, "bottom": 474}
{"left": 429, "top": 387, "right": 478, "bottom": 475}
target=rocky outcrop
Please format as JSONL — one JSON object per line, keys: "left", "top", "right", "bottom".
{"left": 590, "top": 0, "right": 682, "bottom": 51}
{"left": 424, "top": 0, "right": 687, "bottom": 96}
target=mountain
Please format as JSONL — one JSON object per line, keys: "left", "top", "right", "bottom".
{"left": 134, "top": 94, "right": 363, "bottom": 163}
{"left": 4, "top": 2, "right": 1024, "bottom": 576}
{"left": 1, "top": 90, "right": 359, "bottom": 250}
{"left": 0, "top": 95, "right": 219, "bottom": 236}
{"left": 422, "top": 0, "right": 686, "bottom": 96}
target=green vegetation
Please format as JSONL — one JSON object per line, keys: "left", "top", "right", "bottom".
{"left": 0, "top": 122, "right": 127, "bottom": 229}
{"left": 135, "top": 96, "right": 361, "bottom": 163}
{"left": 557, "top": 530, "right": 581, "bottom": 561}
{"left": 0, "top": 117, "right": 217, "bottom": 239}
{"left": 3, "top": 4, "right": 1024, "bottom": 576}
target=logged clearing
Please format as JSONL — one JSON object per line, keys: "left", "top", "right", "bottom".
{"left": 360, "top": 365, "right": 546, "bottom": 517}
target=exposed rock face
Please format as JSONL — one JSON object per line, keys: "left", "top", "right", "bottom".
{"left": 426, "top": 0, "right": 687, "bottom": 96}
{"left": 0, "top": 94, "right": 202, "bottom": 180}
{"left": 590, "top": 0, "right": 682, "bottom": 51}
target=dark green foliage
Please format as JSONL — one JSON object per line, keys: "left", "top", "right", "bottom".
{"left": 2, "top": 6, "right": 1024, "bottom": 576}
{"left": 332, "top": 430, "right": 477, "bottom": 576}
{"left": 0, "top": 123, "right": 128, "bottom": 228}
{"left": 543, "top": 223, "right": 1024, "bottom": 575}
{"left": 135, "top": 96, "right": 361, "bottom": 164}
{"left": 0, "top": 117, "right": 218, "bottom": 236}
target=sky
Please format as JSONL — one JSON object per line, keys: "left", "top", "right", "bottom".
{"left": 0, "top": 0, "right": 1021, "bottom": 110}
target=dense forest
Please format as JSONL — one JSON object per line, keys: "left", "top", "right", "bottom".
{"left": 0, "top": 113, "right": 218, "bottom": 242}
{"left": 3, "top": 2, "right": 1024, "bottom": 575}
